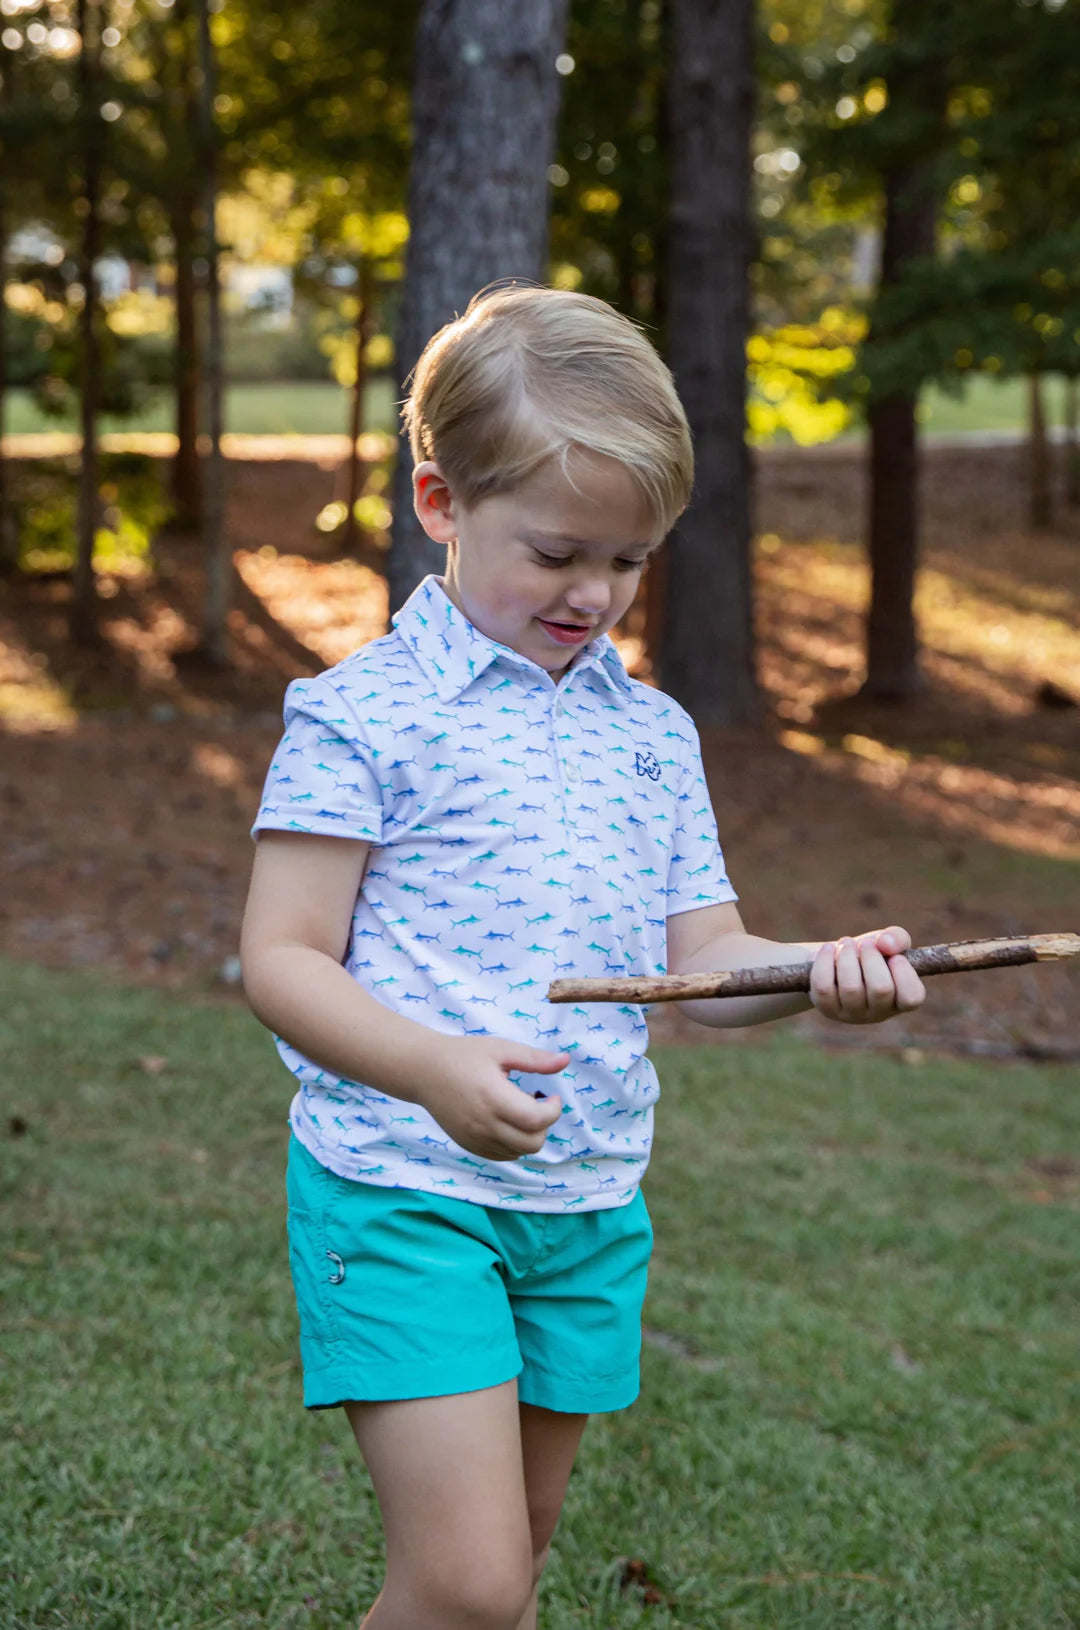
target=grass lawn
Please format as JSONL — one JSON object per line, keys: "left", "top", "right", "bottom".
{"left": 3, "top": 959, "right": 1079, "bottom": 1628}
{"left": 3, "top": 380, "right": 399, "bottom": 439}
{"left": 3, "top": 374, "right": 1069, "bottom": 441}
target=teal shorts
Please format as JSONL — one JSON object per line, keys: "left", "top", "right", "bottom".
{"left": 286, "top": 1135, "right": 653, "bottom": 1414}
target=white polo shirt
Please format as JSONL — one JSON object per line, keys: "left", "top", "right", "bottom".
{"left": 253, "top": 575, "right": 737, "bottom": 1211}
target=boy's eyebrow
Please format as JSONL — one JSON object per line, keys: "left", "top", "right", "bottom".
{"left": 525, "top": 530, "right": 656, "bottom": 554}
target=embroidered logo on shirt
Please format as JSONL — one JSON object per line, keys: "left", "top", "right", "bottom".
{"left": 635, "top": 749, "right": 661, "bottom": 781}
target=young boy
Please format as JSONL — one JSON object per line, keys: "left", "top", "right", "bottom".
{"left": 241, "top": 284, "right": 925, "bottom": 1630}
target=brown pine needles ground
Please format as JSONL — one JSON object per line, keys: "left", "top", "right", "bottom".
{"left": 1, "top": 439, "right": 1077, "bottom": 1058}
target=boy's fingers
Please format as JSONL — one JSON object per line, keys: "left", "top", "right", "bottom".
{"left": 870, "top": 924, "right": 912, "bottom": 956}
{"left": 501, "top": 1092, "right": 562, "bottom": 1132}
{"left": 857, "top": 942, "right": 899, "bottom": 1009}
{"left": 504, "top": 1046, "right": 570, "bottom": 1075}
{"left": 834, "top": 936, "right": 866, "bottom": 1012}
{"left": 809, "top": 942, "right": 840, "bottom": 1012}
{"left": 488, "top": 1103, "right": 561, "bottom": 1159}
{"left": 887, "top": 953, "right": 926, "bottom": 1010}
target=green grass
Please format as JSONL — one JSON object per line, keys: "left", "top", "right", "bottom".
{"left": 918, "top": 375, "right": 1068, "bottom": 436}
{"left": 3, "top": 958, "right": 1079, "bottom": 1628}
{"left": 3, "top": 374, "right": 1068, "bottom": 441}
{"left": 3, "top": 380, "right": 398, "bottom": 438}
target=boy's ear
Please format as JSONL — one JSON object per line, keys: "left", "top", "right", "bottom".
{"left": 413, "top": 461, "right": 458, "bottom": 544}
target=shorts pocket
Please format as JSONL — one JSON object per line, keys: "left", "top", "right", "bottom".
{"left": 287, "top": 1202, "right": 344, "bottom": 1349}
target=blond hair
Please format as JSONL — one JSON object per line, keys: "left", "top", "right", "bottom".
{"left": 402, "top": 284, "right": 693, "bottom": 534}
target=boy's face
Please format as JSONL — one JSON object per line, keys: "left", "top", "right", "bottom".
{"left": 413, "top": 451, "right": 663, "bottom": 676}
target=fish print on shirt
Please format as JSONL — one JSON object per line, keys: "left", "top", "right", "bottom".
{"left": 253, "top": 575, "right": 736, "bottom": 1213}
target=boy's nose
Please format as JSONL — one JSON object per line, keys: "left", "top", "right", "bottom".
{"left": 566, "top": 576, "right": 611, "bottom": 616}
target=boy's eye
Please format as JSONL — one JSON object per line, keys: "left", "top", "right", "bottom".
{"left": 616, "top": 558, "right": 648, "bottom": 572}
{"left": 533, "top": 551, "right": 570, "bottom": 567}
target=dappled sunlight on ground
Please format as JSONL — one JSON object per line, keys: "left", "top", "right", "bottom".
{"left": 757, "top": 538, "right": 1080, "bottom": 719}
{"left": 234, "top": 547, "right": 388, "bottom": 667}
{"left": 754, "top": 529, "right": 1080, "bottom": 861}
{"left": 778, "top": 727, "right": 1080, "bottom": 861}
{"left": 0, "top": 612, "right": 77, "bottom": 734}
{"left": 100, "top": 603, "right": 195, "bottom": 688}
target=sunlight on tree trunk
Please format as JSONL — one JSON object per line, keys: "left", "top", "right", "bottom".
{"left": 662, "top": 0, "right": 758, "bottom": 726}
{"left": 71, "top": 0, "right": 103, "bottom": 647}
{"left": 196, "top": 0, "right": 228, "bottom": 665}
{"left": 388, "top": 0, "right": 571, "bottom": 613}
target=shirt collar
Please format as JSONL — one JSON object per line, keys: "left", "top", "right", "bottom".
{"left": 392, "top": 575, "right": 636, "bottom": 704}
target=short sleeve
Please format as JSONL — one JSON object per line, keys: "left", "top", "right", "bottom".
{"left": 664, "top": 724, "right": 738, "bottom": 916}
{"left": 251, "top": 675, "right": 384, "bottom": 843}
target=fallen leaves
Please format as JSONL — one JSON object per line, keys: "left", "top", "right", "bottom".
{"left": 618, "top": 1556, "right": 675, "bottom": 1608}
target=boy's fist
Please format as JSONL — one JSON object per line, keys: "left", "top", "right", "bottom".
{"left": 810, "top": 926, "right": 926, "bottom": 1024}
{"left": 416, "top": 1035, "right": 568, "bottom": 1161}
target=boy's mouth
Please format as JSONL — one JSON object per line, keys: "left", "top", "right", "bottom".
{"left": 537, "top": 618, "right": 595, "bottom": 646}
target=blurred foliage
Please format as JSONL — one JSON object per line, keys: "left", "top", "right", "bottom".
{"left": 747, "top": 308, "right": 864, "bottom": 444}
{"left": 2, "top": 0, "right": 1080, "bottom": 449}
{"left": 768, "top": 0, "right": 1080, "bottom": 402}
{"left": 11, "top": 451, "right": 170, "bottom": 576}
{"left": 549, "top": 0, "right": 667, "bottom": 329}
{"left": 3, "top": 273, "right": 162, "bottom": 410}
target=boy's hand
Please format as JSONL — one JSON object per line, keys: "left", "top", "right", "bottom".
{"left": 416, "top": 1036, "right": 568, "bottom": 1161}
{"left": 810, "top": 926, "right": 926, "bottom": 1024}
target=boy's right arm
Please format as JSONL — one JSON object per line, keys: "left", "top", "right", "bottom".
{"left": 239, "top": 830, "right": 567, "bottom": 1162}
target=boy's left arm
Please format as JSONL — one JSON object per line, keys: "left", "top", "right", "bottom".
{"left": 666, "top": 902, "right": 926, "bottom": 1028}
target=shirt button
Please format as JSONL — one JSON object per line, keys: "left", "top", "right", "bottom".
{"left": 565, "top": 762, "right": 580, "bottom": 783}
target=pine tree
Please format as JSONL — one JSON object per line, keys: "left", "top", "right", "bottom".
{"left": 71, "top": 0, "right": 106, "bottom": 646}
{"left": 662, "top": 0, "right": 759, "bottom": 725}
{"left": 387, "top": 0, "right": 571, "bottom": 611}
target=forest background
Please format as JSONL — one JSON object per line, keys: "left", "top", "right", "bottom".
{"left": 0, "top": 0, "right": 1077, "bottom": 1056}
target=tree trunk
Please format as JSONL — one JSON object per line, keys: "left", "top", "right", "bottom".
{"left": 660, "top": 0, "right": 758, "bottom": 726}
{"left": 861, "top": 165, "right": 936, "bottom": 702}
{"left": 1065, "top": 374, "right": 1079, "bottom": 509}
{"left": 343, "top": 259, "right": 375, "bottom": 557}
{"left": 167, "top": 0, "right": 200, "bottom": 531}
{"left": 195, "top": 0, "right": 228, "bottom": 664}
{"left": 1028, "top": 371, "right": 1052, "bottom": 531}
{"left": 171, "top": 186, "right": 202, "bottom": 530}
{"left": 71, "top": 0, "right": 103, "bottom": 646}
{"left": 388, "top": 0, "right": 571, "bottom": 613}
{"left": 0, "top": 156, "right": 14, "bottom": 576}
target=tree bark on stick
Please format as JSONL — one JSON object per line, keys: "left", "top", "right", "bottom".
{"left": 661, "top": 0, "right": 758, "bottom": 726}
{"left": 71, "top": 0, "right": 104, "bottom": 646}
{"left": 387, "top": 0, "right": 571, "bottom": 613}
{"left": 548, "top": 932, "right": 1080, "bottom": 1004}
{"left": 195, "top": 0, "right": 228, "bottom": 664}
{"left": 861, "top": 164, "right": 936, "bottom": 702}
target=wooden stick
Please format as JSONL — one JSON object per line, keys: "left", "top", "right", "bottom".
{"left": 546, "top": 932, "right": 1080, "bottom": 1006}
